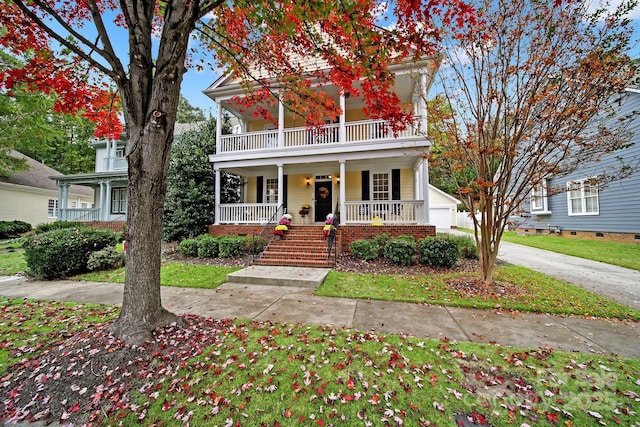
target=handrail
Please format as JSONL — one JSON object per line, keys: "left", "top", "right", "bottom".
{"left": 252, "top": 204, "right": 284, "bottom": 261}
{"left": 327, "top": 202, "right": 340, "bottom": 264}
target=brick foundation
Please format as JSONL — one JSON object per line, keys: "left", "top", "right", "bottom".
{"left": 514, "top": 227, "right": 640, "bottom": 244}
{"left": 208, "top": 224, "right": 267, "bottom": 237}
{"left": 337, "top": 224, "right": 436, "bottom": 252}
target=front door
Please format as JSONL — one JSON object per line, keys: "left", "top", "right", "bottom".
{"left": 314, "top": 181, "right": 333, "bottom": 222}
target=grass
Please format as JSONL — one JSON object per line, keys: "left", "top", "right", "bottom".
{"left": 73, "top": 261, "right": 242, "bottom": 289}
{"left": 0, "top": 297, "right": 119, "bottom": 375}
{"left": 1, "top": 298, "right": 639, "bottom": 427}
{"left": 0, "top": 248, "right": 26, "bottom": 275}
{"left": 500, "top": 232, "right": 640, "bottom": 270}
{"left": 317, "top": 265, "right": 640, "bottom": 321}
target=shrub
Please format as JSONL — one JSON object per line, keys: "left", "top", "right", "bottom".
{"left": 177, "top": 238, "right": 199, "bottom": 257}
{"left": 349, "top": 239, "right": 378, "bottom": 260}
{"left": 373, "top": 232, "right": 391, "bottom": 253}
{"left": 34, "top": 221, "right": 80, "bottom": 234}
{"left": 23, "top": 227, "right": 118, "bottom": 279}
{"left": 383, "top": 239, "right": 416, "bottom": 266}
{"left": 418, "top": 237, "right": 461, "bottom": 268}
{"left": 0, "top": 220, "right": 32, "bottom": 239}
{"left": 245, "top": 236, "right": 266, "bottom": 253}
{"left": 217, "top": 236, "right": 246, "bottom": 258}
{"left": 197, "top": 235, "right": 219, "bottom": 258}
{"left": 445, "top": 234, "right": 478, "bottom": 259}
{"left": 87, "top": 246, "right": 125, "bottom": 271}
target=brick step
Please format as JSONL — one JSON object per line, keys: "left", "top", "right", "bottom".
{"left": 268, "top": 241, "right": 328, "bottom": 249}
{"left": 260, "top": 254, "right": 330, "bottom": 261}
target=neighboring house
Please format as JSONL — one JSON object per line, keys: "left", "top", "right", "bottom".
{"left": 204, "top": 56, "right": 445, "bottom": 246}
{"left": 514, "top": 88, "right": 640, "bottom": 242}
{"left": 50, "top": 137, "right": 128, "bottom": 223}
{"left": 0, "top": 151, "right": 93, "bottom": 226}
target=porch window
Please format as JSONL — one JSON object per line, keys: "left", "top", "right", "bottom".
{"left": 567, "top": 179, "right": 599, "bottom": 216}
{"left": 372, "top": 172, "right": 390, "bottom": 200}
{"left": 111, "top": 188, "right": 128, "bottom": 214}
{"left": 265, "top": 178, "right": 278, "bottom": 204}
{"left": 47, "top": 199, "right": 58, "bottom": 218}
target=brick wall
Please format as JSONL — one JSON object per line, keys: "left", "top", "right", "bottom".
{"left": 514, "top": 227, "right": 640, "bottom": 244}
{"left": 208, "top": 224, "right": 267, "bottom": 237}
{"left": 338, "top": 225, "right": 436, "bottom": 252}
{"left": 82, "top": 221, "right": 126, "bottom": 232}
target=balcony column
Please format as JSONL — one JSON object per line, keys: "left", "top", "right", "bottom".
{"left": 419, "top": 73, "right": 428, "bottom": 134}
{"left": 420, "top": 158, "right": 430, "bottom": 224}
{"left": 339, "top": 160, "right": 346, "bottom": 222}
{"left": 277, "top": 164, "right": 284, "bottom": 211}
{"left": 214, "top": 167, "right": 221, "bottom": 225}
{"left": 339, "top": 94, "right": 346, "bottom": 143}
{"left": 215, "top": 101, "right": 222, "bottom": 154}
{"left": 278, "top": 97, "right": 285, "bottom": 148}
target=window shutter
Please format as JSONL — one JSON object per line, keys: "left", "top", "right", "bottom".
{"left": 256, "top": 176, "right": 263, "bottom": 203}
{"left": 392, "top": 169, "right": 401, "bottom": 200}
{"left": 361, "top": 171, "right": 370, "bottom": 201}
{"left": 283, "top": 175, "right": 288, "bottom": 209}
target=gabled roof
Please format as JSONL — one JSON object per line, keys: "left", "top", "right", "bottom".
{"left": 0, "top": 151, "right": 94, "bottom": 197}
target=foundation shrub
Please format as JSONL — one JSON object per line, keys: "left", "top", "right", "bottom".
{"left": 87, "top": 246, "right": 125, "bottom": 271}
{"left": 445, "top": 234, "right": 478, "bottom": 259}
{"left": 349, "top": 239, "right": 378, "bottom": 260}
{"left": 0, "top": 220, "right": 32, "bottom": 239}
{"left": 418, "top": 236, "right": 460, "bottom": 268}
{"left": 383, "top": 238, "right": 416, "bottom": 266}
{"left": 34, "top": 221, "right": 79, "bottom": 234}
{"left": 23, "top": 227, "right": 118, "bottom": 279}
{"left": 373, "top": 232, "right": 391, "bottom": 254}
{"left": 177, "top": 238, "right": 199, "bottom": 257}
{"left": 197, "top": 235, "right": 219, "bottom": 258}
{"left": 217, "top": 236, "right": 246, "bottom": 258}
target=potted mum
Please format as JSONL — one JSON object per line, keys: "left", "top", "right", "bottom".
{"left": 299, "top": 203, "right": 311, "bottom": 217}
{"left": 274, "top": 215, "right": 291, "bottom": 239}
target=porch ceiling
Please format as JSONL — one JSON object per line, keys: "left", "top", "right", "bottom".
{"left": 221, "top": 157, "right": 418, "bottom": 177}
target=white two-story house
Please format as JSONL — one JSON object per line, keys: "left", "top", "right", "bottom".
{"left": 205, "top": 54, "right": 451, "bottom": 256}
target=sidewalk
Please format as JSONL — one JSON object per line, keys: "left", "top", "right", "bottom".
{"left": 1, "top": 270, "right": 638, "bottom": 358}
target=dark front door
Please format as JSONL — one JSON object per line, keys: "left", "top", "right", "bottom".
{"left": 315, "top": 181, "right": 332, "bottom": 222}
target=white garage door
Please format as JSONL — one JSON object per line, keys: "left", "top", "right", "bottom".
{"left": 429, "top": 207, "right": 452, "bottom": 229}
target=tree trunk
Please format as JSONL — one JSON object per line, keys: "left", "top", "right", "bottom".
{"left": 109, "top": 129, "right": 183, "bottom": 343}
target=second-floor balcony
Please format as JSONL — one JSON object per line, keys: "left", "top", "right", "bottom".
{"left": 217, "top": 118, "right": 422, "bottom": 155}
{"left": 102, "top": 157, "right": 127, "bottom": 171}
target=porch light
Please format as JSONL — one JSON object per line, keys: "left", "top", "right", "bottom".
{"left": 336, "top": 176, "right": 340, "bottom": 183}
{"left": 306, "top": 177, "right": 310, "bottom": 187}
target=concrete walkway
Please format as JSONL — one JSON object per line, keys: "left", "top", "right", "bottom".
{"left": 0, "top": 264, "right": 638, "bottom": 358}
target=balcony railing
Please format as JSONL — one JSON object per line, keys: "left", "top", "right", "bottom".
{"left": 218, "top": 118, "right": 420, "bottom": 154}
{"left": 59, "top": 208, "right": 100, "bottom": 222}
{"left": 102, "top": 157, "right": 127, "bottom": 171}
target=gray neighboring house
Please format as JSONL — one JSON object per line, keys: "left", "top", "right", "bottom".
{"left": 0, "top": 151, "right": 94, "bottom": 226}
{"left": 514, "top": 87, "right": 640, "bottom": 242}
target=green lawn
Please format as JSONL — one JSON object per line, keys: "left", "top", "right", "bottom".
{"left": 500, "top": 232, "right": 640, "bottom": 270}
{"left": 0, "top": 249, "right": 26, "bottom": 275}
{"left": 317, "top": 264, "right": 640, "bottom": 320}
{"left": 1, "top": 297, "right": 639, "bottom": 427}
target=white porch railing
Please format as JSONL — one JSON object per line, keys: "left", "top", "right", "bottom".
{"left": 343, "top": 201, "right": 425, "bottom": 224}
{"left": 218, "top": 203, "right": 279, "bottom": 224}
{"left": 218, "top": 118, "right": 420, "bottom": 154}
{"left": 102, "top": 157, "right": 127, "bottom": 171}
{"left": 59, "top": 208, "right": 100, "bottom": 222}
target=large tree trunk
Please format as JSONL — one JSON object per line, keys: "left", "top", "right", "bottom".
{"left": 109, "top": 128, "right": 183, "bottom": 343}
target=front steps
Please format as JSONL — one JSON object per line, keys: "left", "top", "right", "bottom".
{"left": 253, "top": 225, "right": 336, "bottom": 268}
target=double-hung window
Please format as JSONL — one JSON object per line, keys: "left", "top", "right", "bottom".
{"left": 265, "top": 178, "right": 278, "bottom": 204}
{"left": 530, "top": 179, "right": 550, "bottom": 214}
{"left": 567, "top": 179, "right": 599, "bottom": 215}
{"left": 372, "top": 172, "right": 389, "bottom": 201}
{"left": 47, "top": 199, "right": 58, "bottom": 218}
{"left": 111, "top": 188, "right": 128, "bottom": 214}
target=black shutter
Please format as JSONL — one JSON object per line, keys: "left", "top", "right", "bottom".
{"left": 361, "top": 171, "right": 370, "bottom": 201}
{"left": 392, "top": 169, "right": 401, "bottom": 200}
{"left": 283, "top": 175, "right": 288, "bottom": 210}
{"left": 256, "top": 176, "right": 263, "bottom": 203}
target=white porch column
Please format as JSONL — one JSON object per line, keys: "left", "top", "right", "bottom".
{"left": 57, "top": 183, "right": 64, "bottom": 220}
{"left": 62, "top": 184, "right": 70, "bottom": 220}
{"left": 339, "top": 94, "right": 346, "bottom": 143}
{"left": 105, "top": 139, "right": 111, "bottom": 171}
{"left": 419, "top": 73, "right": 428, "bottom": 134}
{"left": 214, "top": 168, "right": 221, "bottom": 225}
{"left": 414, "top": 167, "right": 420, "bottom": 200}
{"left": 277, "top": 164, "right": 284, "bottom": 212}
{"left": 278, "top": 97, "right": 285, "bottom": 148}
{"left": 215, "top": 101, "right": 222, "bottom": 154}
{"left": 105, "top": 180, "right": 112, "bottom": 221}
{"left": 98, "top": 181, "right": 105, "bottom": 221}
{"left": 420, "top": 158, "right": 430, "bottom": 224}
{"left": 339, "top": 160, "right": 346, "bottom": 222}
